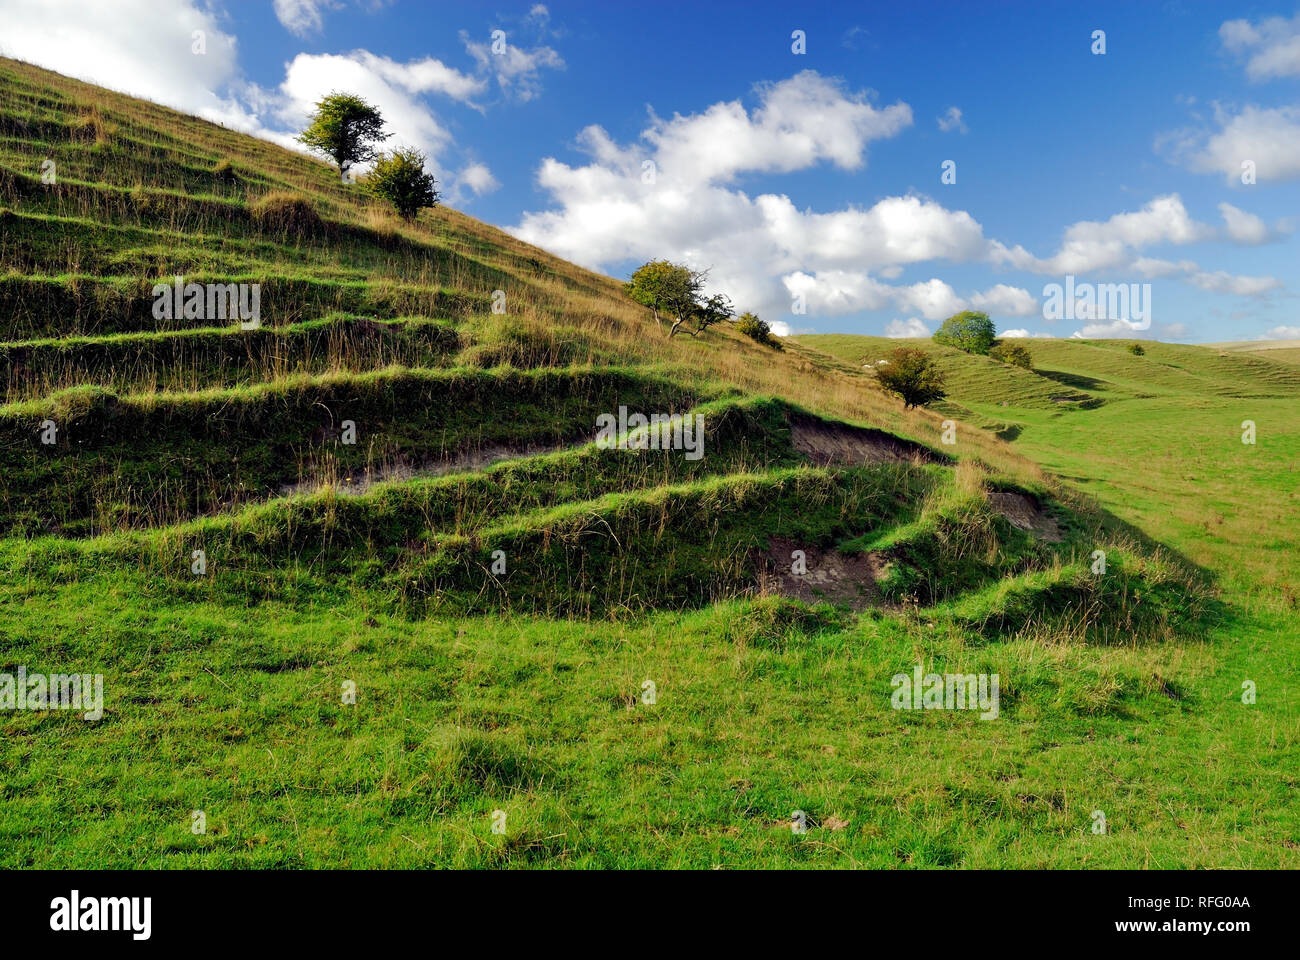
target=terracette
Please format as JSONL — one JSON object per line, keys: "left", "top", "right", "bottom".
{"left": 788, "top": 411, "right": 947, "bottom": 466}
{"left": 274, "top": 440, "right": 574, "bottom": 498}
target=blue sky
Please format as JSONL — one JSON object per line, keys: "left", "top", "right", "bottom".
{"left": 3, "top": 0, "right": 1298, "bottom": 342}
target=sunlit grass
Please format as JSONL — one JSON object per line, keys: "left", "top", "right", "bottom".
{"left": 0, "top": 55, "right": 1294, "bottom": 869}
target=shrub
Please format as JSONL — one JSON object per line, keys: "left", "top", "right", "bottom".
{"left": 735, "top": 312, "right": 783, "bottom": 350}
{"left": 250, "top": 192, "right": 323, "bottom": 239}
{"left": 875, "top": 347, "right": 947, "bottom": 409}
{"left": 365, "top": 148, "right": 440, "bottom": 220}
{"left": 458, "top": 314, "right": 590, "bottom": 368}
{"left": 690, "top": 292, "right": 734, "bottom": 337}
{"left": 934, "top": 310, "right": 995, "bottom": 355}
{"left": 990, "top": 341, "right": 1032, "bottom": 369}
{"left": 722, "top": 597, "right": 845, "bottom": 651}
{"left": 1128, "top": 343, "right": 1146, "bottom": 356}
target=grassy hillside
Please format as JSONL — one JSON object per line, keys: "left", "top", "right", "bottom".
{"left": 803, "top": 335, "right": 1300, "bottom": 603}
{"left": 0, "top": 58, "right": 1294, "bottom": 869}
{"left": 1208, "top": 340, "right": 1300, "bottom": 367}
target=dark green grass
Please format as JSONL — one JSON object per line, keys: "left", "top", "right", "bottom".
{"left": 0, "top": 188, "right": 520, "bottom": 292}
{"left": 0, "top": 366, "right": 710, "bottom": 535}
{"left": 0, "top": 271, "right": 485, "bottom": 338}
{"left": 1, "top": 314, "right": 463, "bottom": 396}
{"left": 1, "top": 395, "right": 802, "bottom": 573}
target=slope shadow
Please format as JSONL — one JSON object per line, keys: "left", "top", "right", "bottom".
{"left": 1035, "top": 368, "right": 1110, "bottom": 392}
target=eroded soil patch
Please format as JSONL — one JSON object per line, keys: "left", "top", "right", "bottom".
{"left": 988, "top": 491, "right": 1063, "bottom": 542}
{"left": 788, "top": 412, "right": 945, "bottom": 467}
{"left": 756, "top": 537, "right": 886, "bottom": 611}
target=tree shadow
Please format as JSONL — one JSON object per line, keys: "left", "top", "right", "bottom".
{"left": 994, "top": 423, "right": 1023, "bottom": 442}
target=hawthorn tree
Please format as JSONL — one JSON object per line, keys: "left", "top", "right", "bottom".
{"left": 875, "top": 347, "right": 947, "bottom": 409}
{"left": 933, "top": 310, "right": 996, "bottom": 355}
{"left": 297, "top": 92, "right": 391, "bottom": 182}
{"left": 366, "top": 148, "right": 440, "bottom": 220}
{"left": 736, "top": 312, "right": 783, "bottom": 350}
{"left": 625, "top": 260, "right": 704, "bottom": 336}
{"left": 624, "top": 260, "right": 740, "bottom": 338}
{"left": 989, "top": 341, "right": 1032, "bottom": 369}
{"left": 686, "top": 292, "right": 734, "bottom": 338}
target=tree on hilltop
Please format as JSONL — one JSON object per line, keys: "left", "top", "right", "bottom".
{"left": 933, "top": 310, "right": 996, "bottom": 355}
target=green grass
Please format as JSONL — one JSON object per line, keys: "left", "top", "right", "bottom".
{"left": 0, "top": 57, "right": 1295, "bottom": 869}
{"left": 1, "top": 314, "right": 463, "bottom": 397}
{"left": 0, "top": 366, "right": 709, "bottom": 535}
{"left": 1, "top": 587, "right": 1286, "bottom": 868}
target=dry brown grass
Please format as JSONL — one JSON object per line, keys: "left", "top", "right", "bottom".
{"left": 249, "top": 191, "right": 323, "bottom": 238}
{"left": 73, "top": 101, "right": 115, "bottom": 146}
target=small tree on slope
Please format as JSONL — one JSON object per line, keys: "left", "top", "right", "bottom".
{"left": 875, "top": 347, "right": 947, "bottom": 409}
{"left": 736, "top": 312, "right": 783, "bottom": 350}
{"left": 625, "top": 260, "right": 704, "bottom": 336}
{"left": 989, "top": 340, "right": 1032, "bottom": 369}
{"left": 366, "top": 148, "right": 440, "bottom": 220}
{"left": 297, "top": 92, "right": 391, "bottom": 182}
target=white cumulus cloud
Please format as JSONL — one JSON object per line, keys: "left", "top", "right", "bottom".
{"left": 969, "top": 283, "right": 1038, "bottom": 316}
{"left": 1166, "top": 104, "right": 1300, "bottom": 184}
{"left": 459, "top": 162, "right": 500, "bottom": 195}
{"left": 885, "top": 317, "right": 931, "bottom": 338}
{"left": 1217, "top": 201, "right": 1286, "bottom": 244}
{"left": 992, "top": 195, "right": 1210, "bottom": 274}
{"left": 0, "top": 0, "right": 242, "bottom": 126}
{"left": 1220, "top": 14, "right": 1300, "bottom": 81}
{"left": 1186, "top": 270, "right": 1281, "bottom": 296}
{"left": 1132, "top": 256, "right": 1199, "bottom": 278}
{"left": 512, "top": 72, "right": 939, "bottom": 317}
{"left": 273, "top": 0, "right": 336, "bottom": 37}
{"left": 937, "top": 106, "right": 967, "bottom": 133}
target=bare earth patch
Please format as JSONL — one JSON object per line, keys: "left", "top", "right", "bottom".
{"left": 756, "top": 536, "right": 886, "bottom": 611}
{"left": 988, "top": 491, "right": 1063, "bottom": 542}
{"left": 788, "top": 412, "right": 945, "bottom": 466}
